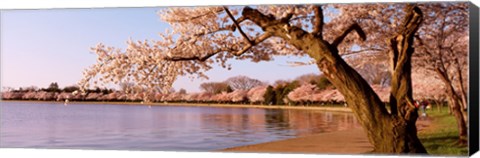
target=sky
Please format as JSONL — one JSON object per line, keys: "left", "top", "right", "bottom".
{"left": 1, "top": 7, "right": 319, "bottom": 93}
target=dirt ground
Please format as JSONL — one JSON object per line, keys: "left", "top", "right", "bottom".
{"left": 221, "top": 118, "right": 432, "bottom": 154}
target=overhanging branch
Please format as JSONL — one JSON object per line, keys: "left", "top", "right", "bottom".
{"left": 234, "top": 33, "right": 272, "bottom": 55}
{"left": 224, "top": 6, "right": 254, "bottom": 45}
{"left": 166, "top": 47, "right": 235, "bottom": 62}
{"left": 166, "top": 32, "right": 272, "bottom": 62}
{"left": 181, "top": 17, "right": 247, "bottom": 44}
{"left": 331, "top": 23, "right": 366, "bottom": 47}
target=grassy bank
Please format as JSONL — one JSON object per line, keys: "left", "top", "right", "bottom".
{"left": 418, "top": 107, "right": 468, "bottom": 156}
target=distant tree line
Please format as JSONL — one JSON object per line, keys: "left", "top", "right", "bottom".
{"left": 1, "top": 74, "right": 447, "bottom": 107}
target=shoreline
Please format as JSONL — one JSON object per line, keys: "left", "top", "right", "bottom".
{"left": 220, "top": 127, "right": 373, "bottom": 154}
{"left": 221, "top": 116, "right": 433, "bottom": 154}
{"left": 1, "top": 100, "right": 352, "bottom": 113}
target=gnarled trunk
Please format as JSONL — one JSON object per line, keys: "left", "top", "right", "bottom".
{"left": 242, "top": 4, "right": 426, "bottom": 153}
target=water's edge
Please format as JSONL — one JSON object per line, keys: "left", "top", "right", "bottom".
{"left": 1, "top": 100, "right": 353, "bottom": 113}
{"left": 1, "top": 101, "right": 360, "bottom": 151}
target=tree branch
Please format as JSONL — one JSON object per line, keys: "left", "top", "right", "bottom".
{"left": 167, "top": 33, "right": 272, "bottom": 62}
{"left": 289, "top": 15, "right": 315, "bottom": 21}
{"left": 342, "top": 48, "right": 385, "bottom": 56}
{"left": 242, "top": 7, "right": 277, "bottom": 29}
{"left": 234, "top": 32, "right": 272, "bottom": 56}
{"left": 178, "top": 16, "right": 246, "bottom": 45}
{"left": 312, "top": 5, "right": 324, "bottom": 39}
{"left": 224, "top": 7, "right": 254, "bottom": 45}
{"left": 331, "top": 23, "right": 366, "bottom": 47}
{"left": 166, "top": 47, "right": 234, "bottom": 62}
{"left": 279, "top": 11, "right": 294, "bottom": 23}
{"left": 414, "top": 35, "right": 436, "bottom": 58}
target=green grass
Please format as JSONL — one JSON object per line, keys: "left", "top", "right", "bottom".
{"left": 418, "top": 106, "right": 468, "bottom": 156}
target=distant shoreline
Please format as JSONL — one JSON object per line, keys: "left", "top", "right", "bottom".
{"left": 1, "top": 100, "right": 352, "bottom": 113}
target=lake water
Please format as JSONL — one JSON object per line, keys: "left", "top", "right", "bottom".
{"left": 0, "top": 102, "right": 361, "bottom": 151}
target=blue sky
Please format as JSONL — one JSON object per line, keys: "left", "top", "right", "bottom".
{"left": 1, "top": 7, "right": 319, "bottom": 92}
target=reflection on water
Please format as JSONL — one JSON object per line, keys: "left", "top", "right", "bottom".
{"left": 0, "top": 102, "right": 360, "bottom": 151}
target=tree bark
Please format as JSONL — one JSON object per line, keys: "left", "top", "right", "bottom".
{"left": 436, "top": 69, "right": 468, "bottom": 144}
{"left": 382, "top": 5, "right": 426, "bottom": 153}
{"left": 242, "top": 4, "right": 426, "bottom": 153}
{"left": 433, "top": 100, "right": 441, "bottom": 112}
{"left": 455, "top": 58, "right": 469, "bottom": 122}
{"left": 448, "top": 97, "right": 469, "bottom": 145}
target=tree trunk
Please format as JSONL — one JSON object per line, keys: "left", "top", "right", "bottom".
{"left": 437, "top": 69, "right": 468, "bottom": 144}
{"left": 455, "top": 59, "right": 469, "bottom": 123}
{"left": 242, "top": 4, "right": 426, "bottom": 153}
{"left": 383, "top": 5, "right": 426, "bottom": 153}
{"left": 434, "top": 100, "right": 441, "bottom": 112}
{"left": 455, "top": 58, "right": 468, "bottom": 110}
{"left": 448, "top": 97, "right": 469, "bottom": 144}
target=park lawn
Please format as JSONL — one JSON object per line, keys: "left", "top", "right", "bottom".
{"left": 418, "top": 107, "right": 468, "bottom": 156}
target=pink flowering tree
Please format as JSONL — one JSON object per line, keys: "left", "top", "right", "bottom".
{"left": 247, "top": 85, "right": 267, "bottom": 104}
{"left": 287, "top": 84, "right": 319, "bottom": 104}
{"left": 79, "top": 4, "right": 432, "bottom": 153}
{"left": 413, "top": 3, "right": 469, "bottom": 143}
{"left": 229, "top": 89, "right": 248, "bottom": 103}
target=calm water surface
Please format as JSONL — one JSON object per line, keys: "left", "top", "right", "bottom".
{"left": 0, "top": 102, "right": 360, "bottom": 151}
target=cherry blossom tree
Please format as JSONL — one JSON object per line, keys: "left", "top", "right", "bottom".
{"left": 163, "top": 92, "right": 185, "bottom": 102}
{"left": 56, "top": 92, "right": 72, "bottom": 101}
{"left": 79, "top": 4, "right": 427, "bottom": 153}
{"left": 413, "top": 3, "right": 469, "bottom": 144}
{"left": 246, "top": 85, "right": 267, "bottom": 104}
{"left": 1, "top": 91, "right": 24, "bottom": 100}
{"left": 182, "top": 92, "right": 195, "bottom": 102}
{"left": 211, "top": 92, "right": 230, "bottom": 103}
{"left": 229, "top": 89, "right": 248, "bottom": 103}
{"left": 85, "top": 92, "right": 102, "bottom": 101}
{"left": 34, "top": 91, "right": 56, "bottom": 101}
{"left": 287, "top": 84, "right": 319, "bottom": 104}
{"left": 22, "top": 91, "right": 38, "bottom": 100}
{"left": 104, "top": 91, "right": 121, "bottom": 101}
{"left": 196, "top": 92, "right": 213, "bottom": 103}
